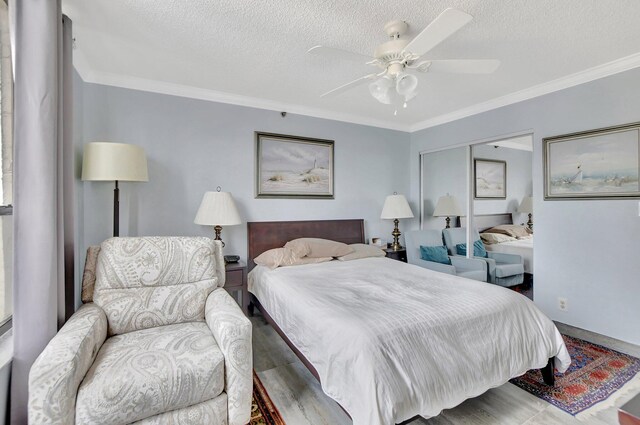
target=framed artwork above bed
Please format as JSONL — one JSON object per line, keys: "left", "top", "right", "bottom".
{"left": 255, "top": 132, "right": 334, "bottom": 199}
{"left": 544, "top": 122, "right": 640, "bottom": 200}
{"left": 474, "top": 158, "right": 507, "bottom": 199}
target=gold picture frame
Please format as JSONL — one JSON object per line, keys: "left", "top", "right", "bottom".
{"left": 543, "top": 122, "right": 640, "bottom": 200}
{"left": 255, "top": 132, "right": 335, "bottom": 199}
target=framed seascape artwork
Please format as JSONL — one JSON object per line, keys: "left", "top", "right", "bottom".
{"left": 474, "top": 159, "right": 507, "bottom": 199}
{"left": 255, "top": 132, "right": 334, "bottom": 199}
{"left": 544, "top": 122, "right": 640, "bottom": 200}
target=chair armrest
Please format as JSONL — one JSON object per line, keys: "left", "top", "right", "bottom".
{"left": 450, "top": 256, "right": 487, "bottom": 273}
{"left": 205, "top": 289, "right": 252, "bottom": 425}
{"left": 412, "top": 258, "right": 456, "bottom": 275}
{"left": 29, "top": 303, "right": 107, "bottom": 425}
{"left": 487, "top": 252, "right": 523, "bottom": 265}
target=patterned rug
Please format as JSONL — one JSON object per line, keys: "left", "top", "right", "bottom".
{"left": 251, "top": 371, "right": 286, "bottom": 425}
{"left": 511, "top": 334, "right": 640, "bottom": 417}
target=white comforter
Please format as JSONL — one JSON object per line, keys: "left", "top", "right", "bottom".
{"left": 249, "top": 257, "right": 570, "bottom": 425}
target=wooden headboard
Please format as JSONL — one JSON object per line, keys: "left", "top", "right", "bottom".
{"left": 247, "top": 219, "right": 365, "bottom": 271}
{"left": 458, "top": 213, "right": 513, "bottom": 232}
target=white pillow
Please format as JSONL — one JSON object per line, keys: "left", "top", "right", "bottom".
{"left": 254, "top": 247, "right": 301, "bottom": 270}
{"left": 336, "top": 243, "right": 386, "bottom": 261}
{"left": 480, "top": 232, "right": 516, "bottom": 245}
{"left": 254, "top": 247, "right": 332, "bottom": 269}
{"left": 281, "top": 256, "right": 333, "bottom": 267}
{"left": 285, "top": 238, "right": 353, "bottom": 258}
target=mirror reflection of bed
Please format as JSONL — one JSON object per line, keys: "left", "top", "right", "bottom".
{"left": 460, "top": 214, "right": 533, "bottom": 297}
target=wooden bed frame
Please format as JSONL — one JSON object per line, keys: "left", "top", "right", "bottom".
{"left": 246, "top": 218, "right": 554, "bottom": 411}
{"left": 246, "top": 219, "right": 365, "bottom": 383}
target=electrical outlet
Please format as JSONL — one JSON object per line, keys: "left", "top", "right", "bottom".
{"left": 558, "top": 297, "right": 568, "bottom": 311}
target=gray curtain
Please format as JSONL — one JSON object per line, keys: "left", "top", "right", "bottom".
{"left": 9, "top": 0, "right": 75, "bottom": 422}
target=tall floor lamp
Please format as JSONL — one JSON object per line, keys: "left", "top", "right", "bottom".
{"left": 82, "top": 142, "right": 148, "bottom": 237}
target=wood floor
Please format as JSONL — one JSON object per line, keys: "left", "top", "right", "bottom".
{"left": 252, "top": 314, "right": 640, "bottom": 425}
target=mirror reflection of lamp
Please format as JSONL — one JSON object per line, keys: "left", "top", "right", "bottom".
{"left": 519, "top": 196, "right": 533, "bottom": 231}
{"left": 433, "top": 194, "right": 463, "bottom": 229}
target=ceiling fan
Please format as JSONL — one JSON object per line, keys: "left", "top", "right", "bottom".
{"left": 308, "top": 8, "right": 500, "bottom": 113}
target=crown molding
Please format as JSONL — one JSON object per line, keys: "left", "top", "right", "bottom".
{"left": 73, "top": 59, "right": 411, "bottom": 133}
{"left": 409, "top": 52, "right": 640, "bottom": 133}
{"left": 74, "top": 51, "right": 640, "bottom": 135}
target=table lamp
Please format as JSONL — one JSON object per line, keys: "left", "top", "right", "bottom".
{"left": 82, "top": 142, "right": 148, "bottom": 237}
{"left": 380, "top": 193, "right": 414, "bottom": 251}
{"left": 433, "top": 194, "right": 463, "bottom": 229}
{"left": 194, "top": 189, "right": 242, "bottom": 247}
{"left": 519, "top": 196, "right": 533, "bottom": 230}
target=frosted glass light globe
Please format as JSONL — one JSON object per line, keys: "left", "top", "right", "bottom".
{"left": 369, "top": 76, "right": 393, "bottom": 104}
{"left": 396, "top": 73, "right": 418, "bottom": 96}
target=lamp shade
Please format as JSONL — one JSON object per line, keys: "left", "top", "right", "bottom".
{"left": 380, "top": 194, "right": 414, "bottom": 219}
{"left": 194, "top": 191, "right": 242, "bottom": 226}
{"left": 433, "top": 195, "right": 462, "bottom": 217}
{"left": 82, "top": 142, "right": 148, "bottom": 182}
{"left": 518, "top": 196, "right": 533, "bottom": 213}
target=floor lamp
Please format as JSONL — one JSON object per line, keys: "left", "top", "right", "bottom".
{"left": 82, "top": 142, "right": 148, "bottom": 237}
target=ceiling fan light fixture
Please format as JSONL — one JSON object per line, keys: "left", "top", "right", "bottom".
{"left": 369, "top": 76, "right": 393, "bottom": 104}
{"left": 396, "top": 72, "right": 418, "bottom": 96}
{"left": 404, "top": 89, "right": 417, "bottom": 102}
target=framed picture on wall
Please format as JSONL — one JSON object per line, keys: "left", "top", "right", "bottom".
{"left": 474, "top": 158, "right": 507, "bottom": 199}
{"left": 544, "top": 122, "right": 640, "bottom": 200}
{"left": 255, "top": 132, "right": 334, "bottom": 199}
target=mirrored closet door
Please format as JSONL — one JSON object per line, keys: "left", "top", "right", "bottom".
{"left": 420, "top": 134, "right": 534, "bottom": 292}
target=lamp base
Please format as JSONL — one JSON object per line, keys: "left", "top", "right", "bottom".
{"left": 390, "top": 218, "right": 403, "bottom": 251}
{"left": 214, "top": 225, "right": 225, "bottom": 247}
{"left": 113, "top": 181, "right": 119, "bottom": 237}
{"left": 444, "top": 216, "right": 451, "bottom": 229}
{"left": 527, "top": 214, "right": 533, "bottom": 231}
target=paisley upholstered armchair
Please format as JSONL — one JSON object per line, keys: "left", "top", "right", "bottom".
{"left": 28, "top": 237, "right": 252, "bottom": 425}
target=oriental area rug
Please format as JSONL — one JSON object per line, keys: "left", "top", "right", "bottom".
{"left": 251, "top": 371, "right": 286, "bottom": 425}
{"left": 511, "top": 334, "right": 640, "bottom": 418}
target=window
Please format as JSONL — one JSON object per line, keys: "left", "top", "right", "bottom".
{"left": 0, "top": 1, "right": 13, "bottom": 333}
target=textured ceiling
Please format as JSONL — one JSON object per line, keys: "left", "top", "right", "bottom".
{"left": 63, "top": 0, "right": 640, "bottom": 131}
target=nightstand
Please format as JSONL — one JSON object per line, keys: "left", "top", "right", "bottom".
{"left": 224, "top": 261, "right": 248, "bottom": 316}
{"left": 384, "top": 248, "right": 407, "bottom": 263}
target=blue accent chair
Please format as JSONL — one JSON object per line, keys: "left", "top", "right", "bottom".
{"left": 442, "top": 227, "right": 524, "bottom": 287}
{"left": 405, "top": 229, "right": 487, "bottom": 282}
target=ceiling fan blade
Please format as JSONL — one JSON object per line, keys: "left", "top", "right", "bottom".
{"left": 308, "top": 45, "right": 374, "bottom": 63}
{"left": 320, "top": 74, "right": 378, "bottom": 98}
{"left": 404, "top": 8, "right": 473, "bottom": 57}
{"left": 426, "top": 59, "right": 500, "bottom": 74}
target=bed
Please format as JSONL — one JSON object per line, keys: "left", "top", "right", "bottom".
{"left": 247, "top": 219, "right": 568, "bottom": 425}
{"left": 460, "top": 213, "right": 534, "bottom": 274}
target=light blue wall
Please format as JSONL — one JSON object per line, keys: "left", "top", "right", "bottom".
{"left": 410, "top": 67, "right": 640, "bottom": 345}
{"left": 78, "top": 82, "right": 411, "bottom": 297}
